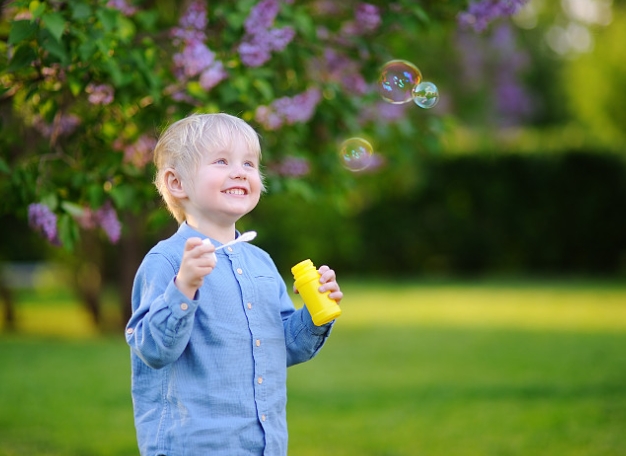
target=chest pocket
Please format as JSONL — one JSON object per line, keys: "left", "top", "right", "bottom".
{"left": 252, "top": 275, "right": 285, "bottom": 335}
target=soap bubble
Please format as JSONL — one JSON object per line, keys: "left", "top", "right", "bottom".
{"left": 340, "top": 137, "right": 373, "bottom": 172}
{"left": 377, "top": 60, "right": 422, "bottom": 104}
{"left": 412, "top": 81, "right": 439, "bottom": 109}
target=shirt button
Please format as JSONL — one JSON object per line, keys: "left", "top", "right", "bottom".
{"left": 237, "top": 268, "right": 243, "bottom": 275}
{"left": 180, "top": 303, "right": 189, "bottom": 311}
{"left": 258, "top": 376, "right": 263, "bottom": 384}
{"left": 247, "top": 303, "right": 252, "bottom": 310}
{"left": 227, "top": 247, "right": 233, "bottom": 252}
{"left": 256, "top": 339, "right": 261, "bottom": 347}
{"left": 261, "top": 415, "right": 266, "bottom": 422}
{"left": 126, "top": 328, "right": 134, "bottom": 335}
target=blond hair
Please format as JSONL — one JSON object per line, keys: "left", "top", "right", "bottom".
{"left": 153, "top": 113, "right": 264, "bottom": 223}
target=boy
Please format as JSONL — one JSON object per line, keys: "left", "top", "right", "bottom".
{"left": 125, "top": 113, "right": 343, "bottom": 455}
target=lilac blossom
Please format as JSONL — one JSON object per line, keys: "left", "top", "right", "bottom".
{"left": 312, "top": 48, "right": 367, "bottom": 96}
{"left": 244, "top": 0, "right": 280, "bottom": 36}
{"left": 358, "top": 100, "right": 409, "bottom": 125}
{"left": 107, "top": 0, "right": 137, "bottom": 15}
{"left": 33, "top": 114, "right": 81, "bottom": 138}
{"left": 96, "top": 201, "right": 122, "bottom": 244}
{"left": 454, "top": 23, "right": 533, "bottom": 126}
{"left": 28, "top": 203, "right": 59, "bottom": 244}
{"left": 238, "top": 0, "right": 296, "bottom": 68}
{"left": 458, "top": 0, "right": 528, "bottom": 32}
{"left": 271, "top": 157, "right": 311, "bottom": 177}
{"left": 355, "top": 3, "right": 382, "bottom": 34}
{"left": 86, "top": 83, "right": 115, "bottom": 105}
{"left": 255, "top": 88, "right": 322, "bottom": 130}
{"left": 118, "top": 134, "right": 157, "bottom": 168}
{"left": 173, "top": 41, "right": 217, "bottom": 78}
{"left": 76, "top": 201, "right": 122, "bottom": 243}
{"left": 169, "top": 0, "right": 227, "bottom": 93}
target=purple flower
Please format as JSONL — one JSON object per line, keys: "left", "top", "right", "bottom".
{"left": 33, "top": 114, "right": 81, "bottom": 138}
{"left": 28, "top": 203, "right": 59, "bottom": 244}
{"left": 358, "top": 100, "right": 408, "bottom": 125}
{"left": 458, "top": 0, "right": 528, "bottom": 32}
{"left": 169, "top": 1, "right": 227, "bottom": 93}
{"left": 199, "top": 61, "right": 228, "bottom": 90}
{"left": 170, "top": 0, "right": 207, "bottom": 44}
{"left": 75, "top": 201, "right": 122, "bottom": 243}
{"left": 239, "top": 0, "right": 295, "bottom": 68}
{"left": 244, "top": 0, "right": 280, "bottom": 36}
{"left": 355, "top": 3, "right": 381, "bottom": 34}
{"left": 121, "top": 134, "right": 157, "bottom": 168}
{"left": 173, "top": 41, "right": 216, "bottom": 78}
{"left": 238, "top": 41, "right": 272, "bottom": 68}
{"left": 307, "top": 48, "right": 367, "bottom": 96}
{"left": 178, "top": 0, "right": 207, "bottom": 31}
{"left": 86, "top": 83, "right": 115, "bottom": 105}
{"left": 107, "top": 0, "right": 137, "bottom": 15}
{"left": 271, "top": 156, "right": 311, "bottom": 177}
{"left": 96, "top": 201, "right": 122, "bottom": 244}
{"left": 255, "top": 88, "right": 322, "bottom": 130}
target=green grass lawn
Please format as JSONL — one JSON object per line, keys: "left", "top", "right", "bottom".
{"left": 1, "top": 279, "right": 626, "bottom": 455}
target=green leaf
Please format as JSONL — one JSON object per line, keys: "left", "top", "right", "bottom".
{"left": 7, "top": 45, "right": 37, "bottom": 72}
{"left": 105, "top": 59, "right": 124, "bottom": 86}
{"left": 135, "top": 10, "right": 159, "bottom": 31}
{"left": 42, "top": 12, "right": 66, "bottom": 42}
{"left": 61, "top": 201, "right": 85, "bottom": 217}
{"left": 186, "top": 81, "right": 207, "bottom": 100}
{"left": 68, "top": 75, "right": 83, "bottom": 97}
{"left": 29, "top": 1, "right": 46, "bottom": 18}
{"left": 8, "top": 20, "right": 38, "bottom": 45}
{"left": 109, "top": 183, "right": 136, "bottom": 210}
{"left": 70, "top": 2, "right": 92, "bottom": 20}
{"left": 57, "top": 213, "right": 78, "bottom": 250}
{"left": 253, "top": 78, "right": 274, "bottom": 101}
{"left": 78, "top": 40, "right": 96, "bottom": 62}
{"left": 117, "top": 15, "right": 136, "bottom": 42}
{"left": 41, "top": 193, "right": 59, "bottom": 211}
{"left": 96, "top": 8, "right": 118, "bottom": 32}
{"left": 87, "top": 184, "right": 105, "bottom": 207}
{"left": 0, "top": 157, "right": 10, "bottom": 174}
{"left": 42, "top": 33, "right": 68, "bottom": 63}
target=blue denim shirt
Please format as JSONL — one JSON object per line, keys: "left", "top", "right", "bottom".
{"left": 125, "top": 223, "right": 332, "bottom": 456}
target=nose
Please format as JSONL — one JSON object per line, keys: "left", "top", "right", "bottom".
{"left": 229, "top": 163, "right": 248, "bottom": 180}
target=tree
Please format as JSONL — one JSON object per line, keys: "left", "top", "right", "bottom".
{"left": 0, "top": 0, "right": 527, "bottom": 328}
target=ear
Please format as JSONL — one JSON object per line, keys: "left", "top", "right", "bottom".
{"left": 164, "top": 168, "right": 187, "bottom": 199}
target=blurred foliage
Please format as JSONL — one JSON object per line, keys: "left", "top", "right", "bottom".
{"left": 250, "top": 150, "right": 626, "bottom": 277}
{"left": 0, "top": 0, "right": 466, "bottom": 249}
{"left": 2, "top": 0, "right": 626, "bottom": 329}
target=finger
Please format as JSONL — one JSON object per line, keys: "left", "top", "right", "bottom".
{"left": 328, "top": 290, "right": 343, "bottom": 303}
{"left": 319, "top": 280, "right": 339, "bottom": 294}
{"left": 185, "top": 237, "right": 203, "bottom": 251}
{"left": 318, "top": 267, "right": 336, "bottom": 284}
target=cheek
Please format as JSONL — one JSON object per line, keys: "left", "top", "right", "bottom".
{"left": 251, "top": 171, "right": 265, "bottom": 192}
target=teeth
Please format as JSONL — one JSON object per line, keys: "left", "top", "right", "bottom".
{"left": 224, "top": 189, "right": 245, "bottom": 195}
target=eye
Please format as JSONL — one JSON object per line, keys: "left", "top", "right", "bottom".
{"left": 214, "top": 158, "right": 227, "bottom": 165}
{"left": 244, "top": 161, "right": 256, "bottom": 168}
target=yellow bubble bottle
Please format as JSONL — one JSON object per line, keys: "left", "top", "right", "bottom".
{"left": 291, "top": 259, "right": 342, "bottom": 326}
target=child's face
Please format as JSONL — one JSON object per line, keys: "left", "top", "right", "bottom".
{"left": 183, "top": 135, "right": 263, "bottom": 226}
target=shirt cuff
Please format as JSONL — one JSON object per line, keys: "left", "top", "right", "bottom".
{"left": 165, "top": 277, "right": 199, "bottom": 317}
{"left": 300, "top": 305, "right": 335, "bottom": 335}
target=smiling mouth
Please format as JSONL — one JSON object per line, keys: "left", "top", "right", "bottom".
{"left": 223, "top": 188, "right": 247, "bottom": 195}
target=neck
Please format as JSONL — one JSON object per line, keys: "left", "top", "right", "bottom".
{"left": 185, "top": 218, "right": 237, "bottom": 244}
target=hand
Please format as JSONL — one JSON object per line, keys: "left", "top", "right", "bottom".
{"left": 175, "top": 237, "right": 217, "bottom": 300}
{"left": 317, "top": 265, "right": 343, "bottom": 305}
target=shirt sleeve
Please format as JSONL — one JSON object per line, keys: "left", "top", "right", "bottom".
{"left": 279, "top": 275, "right": 334, "bottom": 367}
{"left": 125, "top": 252, "right": 199, "bottom": 369}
